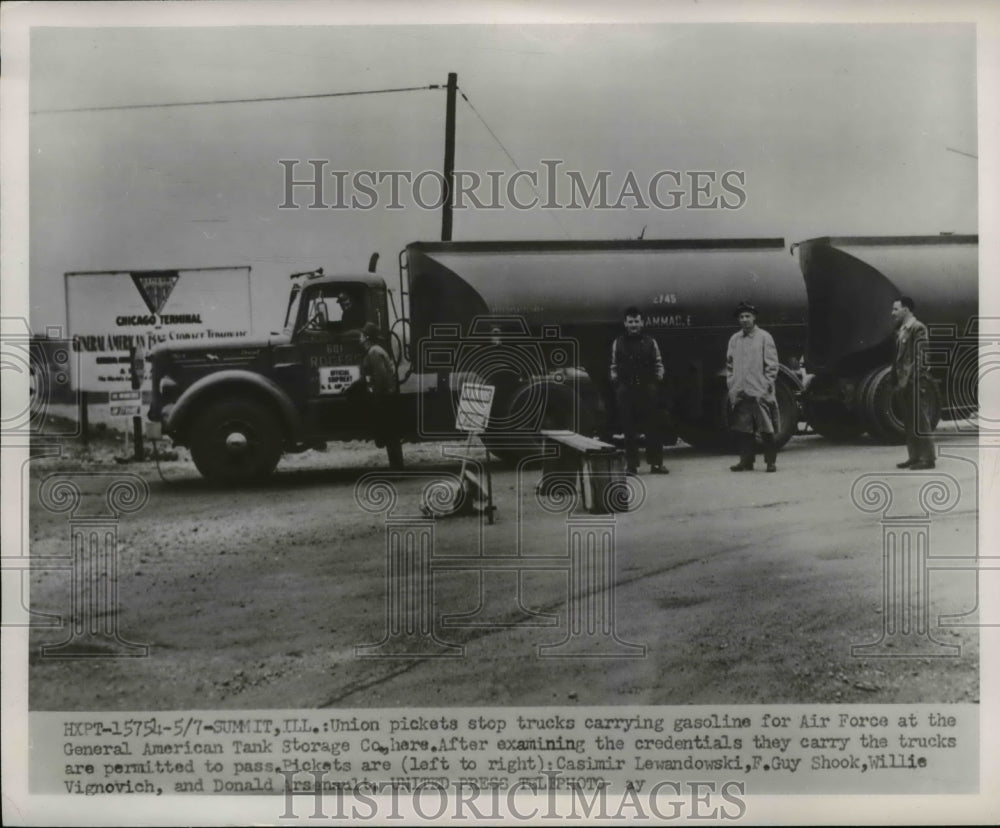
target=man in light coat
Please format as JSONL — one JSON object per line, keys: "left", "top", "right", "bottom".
{"left": 726, "top": 301, "right": 780, "bottom": 472}
{"left": 890, "top": 296, "right": 936, "bottom": 470}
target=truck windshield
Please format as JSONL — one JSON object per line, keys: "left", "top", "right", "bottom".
{"left": 283, "top": 284, "right": 302, "bottom": 333}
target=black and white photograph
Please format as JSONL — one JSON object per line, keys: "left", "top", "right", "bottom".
{"left": 2, "top": 1, "right": 998, "bottom": 824}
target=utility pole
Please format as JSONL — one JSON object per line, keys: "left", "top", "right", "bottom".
{"left": 441, "top": 72, "right": 457, "bottom": 241}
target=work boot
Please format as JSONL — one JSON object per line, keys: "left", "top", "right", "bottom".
{"left": 896, "top": 459, "right": 915, "bottom": 469}
{"left": 649, "top": 465, "right": 669, "bottom": 475}
{"left": 762, "top": 434, "right": 777, "bottom": 472}
{"left": 731, "top": 433, "right": 755, "bottom": 471}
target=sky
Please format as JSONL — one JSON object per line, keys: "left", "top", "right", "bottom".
{"left": 22, "top": 18, "right": 979, "bottom": 334}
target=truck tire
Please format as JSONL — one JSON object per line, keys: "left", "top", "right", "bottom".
{"left": 189, "top": 399, "right": 283, "bottom": 484}
{"left": 805, "top": 400, "right": 866, "bottom": 441}
{"left": 858, "top": 366, "right": 941, "bottom": 445}
{"left": 676, "top": 371, "right": 799, "bottom": 451}
{"left": 482, "top": 380, "right": 584, "bottom": 465}
{"left": 771, "top": 371, "right": 801, "bottom": 449}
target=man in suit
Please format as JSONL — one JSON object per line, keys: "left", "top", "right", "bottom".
{"left": 890, "top": 296, "right": 936, "bottom": 470}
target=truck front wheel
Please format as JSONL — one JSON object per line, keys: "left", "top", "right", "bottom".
{"left": 189, "top": 399, "right": 283, "bottom": 484}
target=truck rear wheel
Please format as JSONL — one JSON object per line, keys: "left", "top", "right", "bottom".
{"left": 189, "top": 399, "right": 283, "bottom": 484}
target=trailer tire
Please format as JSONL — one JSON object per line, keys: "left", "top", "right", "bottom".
{"left": 189, "top": 398, "right": 283, "bottom": 484}
{"left": 676, "top": 371, "right": 799, "bottom": 451}
{"left": 806, "top": 400, "right": 867, "bottom": 442}
{"left": 770, "top": 372, "right": 800, "bottom": 449}
{"left": 858, "top": 366, "right": 941, "bottom": 444}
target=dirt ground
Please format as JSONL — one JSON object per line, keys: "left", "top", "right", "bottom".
{"left": 25, "top": 421, "right": 980, "bottom": 710}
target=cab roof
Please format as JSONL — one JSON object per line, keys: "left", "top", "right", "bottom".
{"left": 293, "top": 272, "right": 386, "bottom": 288}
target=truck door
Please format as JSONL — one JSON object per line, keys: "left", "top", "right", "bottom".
{"left": 293, "top": 283, "right": 366, "bottom": 433}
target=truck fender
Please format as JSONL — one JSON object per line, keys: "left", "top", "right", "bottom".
{"left": 165, "top": 369, "right": 301, "bottom": 440}
{"left": 776, "top": 363, "right": 804, "bottom": 393}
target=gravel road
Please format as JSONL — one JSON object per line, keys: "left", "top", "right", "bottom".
{"left": 26, "top": 428, "right": 979, "bottom": 710}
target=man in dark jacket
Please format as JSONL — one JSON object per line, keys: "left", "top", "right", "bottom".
{"left": 611, "top": 306, "right": 667, "bottom": 475}
{"left": 337, "top": 290, "right": 366, "bottom": 331}
{"left": 359, "top": 322, "right": 403, "bottom": 470}
{"left": 890, "top": 297, "right": 936, "bottom": 469}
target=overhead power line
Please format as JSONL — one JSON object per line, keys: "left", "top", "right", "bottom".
{"left": 945, "top": 146, "right": 978, "bottom": 160}
{"left": 458, "top": 88, "right": 525, "bottom": 174}
{"left": 32, "top": 84, "right": 440, "bottom": 115}
{"left": 458, "top": 85, "right": 571, "bottom": 240}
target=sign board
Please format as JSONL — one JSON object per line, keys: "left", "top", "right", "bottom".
{"left": 317, "top": 366, "right": 360, "bottom": 396}
{"left": 109, "top": 404, "right": 142, "bottom": 418}
{"left": 65, "top": 267, "right": 252, "bottom": 393}
{"left": 455, "top": 382, "right": 495, "bottom": 434}
{"left": 108, "top": 390, "right": 141, "bottom": 418}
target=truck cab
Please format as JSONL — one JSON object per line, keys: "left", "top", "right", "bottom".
{"left": 147, "top": 270, "right": 393, "bottom": 483}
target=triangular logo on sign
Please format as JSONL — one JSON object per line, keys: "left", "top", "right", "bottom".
{"left": 131, "top": 270, "right": 180, "bottom": 316}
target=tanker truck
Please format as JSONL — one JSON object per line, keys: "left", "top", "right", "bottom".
{"left": 796, "top": 233, "right": 979, "bottom": 443}
{"left": 147, "top": 238, "right": 807, "bottom": 482}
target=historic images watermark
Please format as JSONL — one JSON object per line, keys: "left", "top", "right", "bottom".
{"left": 276, "top": 772, "right": 748, "bottom": 822}
{"left": 353, "top": 316, "right": 646, "bottom": 659}
{"left": 278, "top": 159, "right": 748, "bottom": 211}
{"left": 1, "top": 316, "right": 80, "bottom": 439}
{"left": 849, "top": 316, "right": 998, "bottom": 658}
{"left": 918, "top": 317, "right": 991, "bottom": 437}
{"left": 352, "top": 467, "right": 646, "bottom": 660}
{"left": 849, "top": 471, "right": 965, "bottom": 658}
{"left": 1, "top": 315, "right": 150, "bottom": 657}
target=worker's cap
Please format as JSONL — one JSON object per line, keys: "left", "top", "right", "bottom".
{"left": 734, "top": 301, "right": 758, "bottom": 317}
{"left": 361, "top": 322, "right": 379, "bottom": 339}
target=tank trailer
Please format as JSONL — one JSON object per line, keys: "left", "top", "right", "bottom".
{"left": 147, "top": 238, "right": 809, "bottom": 482}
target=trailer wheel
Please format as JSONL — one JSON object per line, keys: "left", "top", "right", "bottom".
{"left": 189, "top": 399, "right": 283, "bottom": 484}
{"left": 858, "top": 366, "right": 941, "bottom": 444}
{"left": 676, "top": 372, "right": 799, "bottom": 451}
{"left": 674, "top": 375, "right": 729, "bottom": 451}
{"left": 805, "top": 400, "right": 866, "bottom": 441}
{"left": 770, "top": 372, "right": 801, "bottom": 449}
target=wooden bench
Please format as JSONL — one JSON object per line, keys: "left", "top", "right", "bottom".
{"left": 538, "top": 430, "right": 629, "bottom": 514}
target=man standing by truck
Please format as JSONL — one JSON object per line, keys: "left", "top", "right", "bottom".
{"left": 358, "top": 322, "right": 403, "bottom": 470}
{"left": 890, "top": 297, "right": 936, "bottom": 470}
{"left": 611, "top": 307, "right": 668, "bottom": 475}
{"left": 726, "top": 301, "right": 780, "bottom": 472}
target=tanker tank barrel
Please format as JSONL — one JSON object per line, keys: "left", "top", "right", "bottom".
{"left": 797, "top": 234, "right": 978, "bottom": 443}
